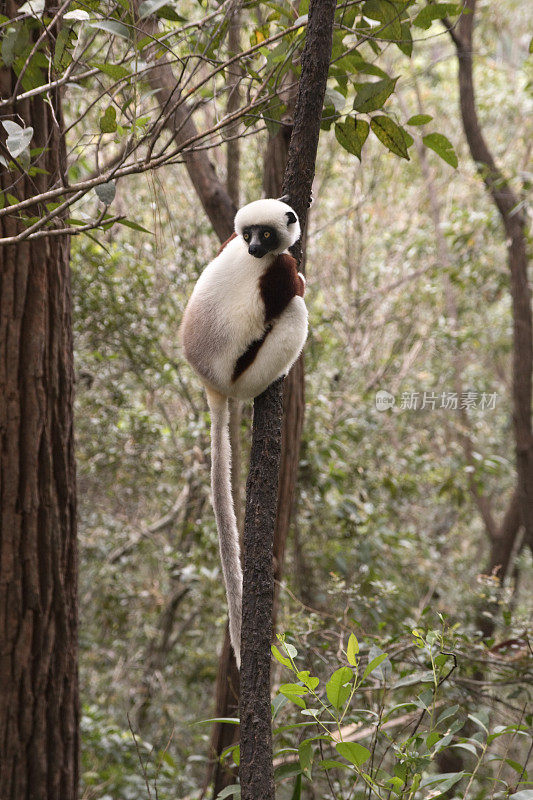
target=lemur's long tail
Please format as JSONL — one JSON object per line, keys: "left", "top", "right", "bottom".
{"left": 206, "top": 388, "right": 242, "bottom": 668}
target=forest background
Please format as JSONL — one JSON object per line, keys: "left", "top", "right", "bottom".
{"left": 0, "top": 0, "right": 532, "bottom": 798}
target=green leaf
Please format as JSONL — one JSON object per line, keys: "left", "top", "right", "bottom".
{"left": 220, "top": 742, "right": 240, "bottom": 766}
{"left": 94, "top": 181, "right": 116, "bottom": 205}
{"left": 436, "top": 705, "right": 459, "bottom": 725}
{"left": 392, "top": 670, "right": 434, "bottom": 688}
{"left": 451, "top": 742, "right": 478, "bottom": 755}
{"left": 54, "top": 26, "right": 73, "bottom": 71}
{"left": 504, "top": 758, "right": 525, "bottom": 775}
{"left": 407, "top": 114, "right": 433, "bottom": 126}
{"left": 99, "top": 106, "right": 117, "bottom": 134}
{"left": 422, "top": 132, "right": 458, "bottom": 167}
{"left": 370, "top": 115, "right": 409, "bottom": 159}
{"left": 354, "top": 76, "right": 397, "bottom": 112}
{"left": 279, "top": 683, "right": 308, "bottom": 696}
{"left": 347, "top": 633, "right": 359, "bottom": 665}
{"left": 420, "top": 772, "right": 464, "bottom": 792}
{"left": 193, "top": 717, "right": 239, "bottom": 725}
{"left": 336, "top": 741, "right": 371, "bottom": 767}
{"left": 397, "top": 20, "right": 412, "bottom": 56}
{"left": 271, "top": 645, "right": 292, "bottom": 668}
{"left": 89, "top": 19, "right": 130, "bottom": 39}
{"left": 275, "top": 762, "right": 302, "bottom": 780}
{"left": 279, "top": 686, "right": 306, "bottom": 709}
{"left": 298, "top": 740, "right": 313, "bottom": 776}
{"left": 2, "top": 26, "right": 18, "bottom": 67}
{"left": 363, "top": 0, "right": 404, "bottom": 39}
{"left": 92, "top": 62, "right": 131, "bottom": 81}
{"left": 290, "top": 773, "right": 302, "bottom": 800}
{"left": 283, "top": 642, "right": 298, "bottom": 659}
{"left": 215, "top": 786, "right": 241, "bottom": 799}
{"left": 319, "top": 759, "right": 351, "bottom": 770}
{"left": 413, "top": 3, "right": 459, "bottom": 29}
{"left": 326, "top": 666, "right": 352, "bottom": 709}
{"left": 427, "top": 731, "right": 441, "bottom": 748}
{"left": 117, "top": 219, "right": 153, "bottom": 234}
{"left": 362, "top": 652, "right": 388, "bottom": 681}
{"left": 296, "top": 670, "right": 319, "bottom": 691}
{"left": 334, "top": 117, "right": 369, "bottom": 159}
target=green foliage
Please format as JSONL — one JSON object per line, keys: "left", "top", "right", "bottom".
{"left": 334, "top": 117, "right": 369, "bottom": 159}
{"left": 423, "top": 132, "right": 459, "bottom": 167}
{"left": 267, "top": 628, "right": 532, "bottom": 799}
{"left": 82, "top": 705, "right": 182, "bottom": 799}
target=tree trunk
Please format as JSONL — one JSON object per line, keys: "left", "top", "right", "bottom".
{"left": 446, "top": 0, "right": 533, "bottom": 551}
{"left": 239, "top": 0, "right": 336, "bottom": 796}
{"left": 404, "top": 85, "right": 522, "bottom": 634}
{"left": 263, "top": 125, "right": 307, "bottom": 621}
{"left": 0, "top": 30, "right": 79, "bottom": 800}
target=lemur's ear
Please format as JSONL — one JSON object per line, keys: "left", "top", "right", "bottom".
{"left": 277, "top": 194, "right": 291, "bottom": 204}
{"left": 286, "top": 211, "right": 297, "bottom": 225}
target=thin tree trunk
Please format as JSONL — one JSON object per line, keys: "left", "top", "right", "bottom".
{"left": 402, "top": 86, "right": 522, "bottom": 607}
{"left": 262, "top": 119, "right": 307, "bottom": 624}
{"left": 446, "top": 0, "right": 533, "bottom": 551}
{"left": 0, "top": 13, "right": 79, "bottom": 798}
{"left": 239, "top": 0, "right": 336, "bottom": 796}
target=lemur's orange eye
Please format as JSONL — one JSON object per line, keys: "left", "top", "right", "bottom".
{"left": 263, "top": 231, "right": 270, "bottom": 238}
{"left": 243, "top": 233, "right": 249, "bottom": 241}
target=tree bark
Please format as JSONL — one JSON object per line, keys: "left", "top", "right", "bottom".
{"left": 263, "top": 127, "right": 307, "bottom": 621}
{"left": 239, "top": 0, "right": 336, "bottom": 797}
{"left": 446, "top": 0, "right": 533, "bottom": 550}
{"left": 0, "top": 16, "right": 79, "bottom": 799}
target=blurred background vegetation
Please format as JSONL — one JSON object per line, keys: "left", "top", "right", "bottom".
{"left": 20, "top": 0, "right": 529, "bottom": 795}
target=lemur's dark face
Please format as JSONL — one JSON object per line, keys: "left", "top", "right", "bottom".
{"left": 242, "top": 225, "right": 280, "bottom": 258}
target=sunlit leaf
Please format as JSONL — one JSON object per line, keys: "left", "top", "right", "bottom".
{"left": 336, "top": 741, "right": 371, "bottom": 767}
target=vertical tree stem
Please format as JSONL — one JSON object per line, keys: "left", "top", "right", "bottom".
{"left": 239, "top": 1, "right": 336, "bottom": 797}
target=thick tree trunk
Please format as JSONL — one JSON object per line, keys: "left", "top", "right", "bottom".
{"left": 239, "top": 0, "right": 336, "bottom": 796}
{"left": 0, "top": 38, "right": 79, "bottom": 800}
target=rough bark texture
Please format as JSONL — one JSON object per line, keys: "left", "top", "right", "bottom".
{"left": 239, "top": 1, "right": 336, "bottom": 797}
{"left": 0, "top": 19, "right": 79, "bottom": 800}
{"left": 448, "top": 0, "right": 533, "bottom": 551}
{"left": 263, "top": 125, "right": 307, "bottom": 621}
{"left": 239, "top": 380, "right": 283, "bottom": 800}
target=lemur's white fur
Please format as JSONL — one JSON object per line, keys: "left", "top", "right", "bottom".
{"left": 180, "top": 199, "right": 308, "bottom": 666}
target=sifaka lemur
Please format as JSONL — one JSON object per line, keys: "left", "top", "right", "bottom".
{"left": 180, "top": 197, "right": 308, "bottom": 666}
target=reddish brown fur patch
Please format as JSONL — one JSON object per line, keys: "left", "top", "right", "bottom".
{"left": 259, "top": 253, "right": 304, "bottom": 323}
{"left": 232, "top": 324, "right": 273, "bottom": 382}
{"left": 216, "top": 232, "right": 237, "bottom": 256}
